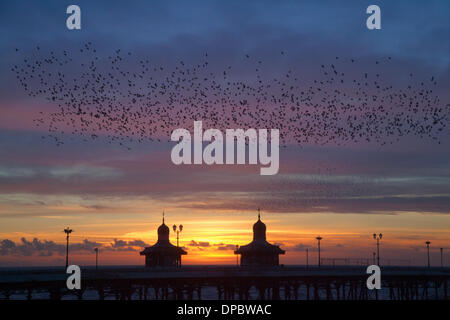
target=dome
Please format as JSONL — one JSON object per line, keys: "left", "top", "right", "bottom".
{"left": 253, "top": 218, "right": 266, "bottom": 233}
{"left": 253, "top": 213, "right": 266, "bottom": 241}
{"left": 158, "top": 223, "right": 169, "bottom": 235}
{"left": 157, "top": 215, "right": 170, "bottom": 241}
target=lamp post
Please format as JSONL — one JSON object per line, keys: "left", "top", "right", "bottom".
{"left": 373, "top": 233, "right": 382, "bottom": 266}
{"left": 316, "top": 236, "right": 322, "bottom": 267}
{"left": 64, "top": 227, "right": 73, "bottom": 268}
{"left": 173, "top": 224, "right": 183, "bottom": 267}
{"left": 94, "top": 248, "right": 98, "bottom": 270}
{"left": 425, "top": 241, "right": 431, "bottom": 268}
{"left": 372, "top": 252, "right": 376, "bottom": 265}
{"left": 440, "top": 248, "right": 444, "bottom": 268}
{"left": 236, "top": 245, "right": 239, "bottom": 266}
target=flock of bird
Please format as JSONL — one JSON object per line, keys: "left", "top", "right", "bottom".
{"left": 11, "top": 43, "right": 449, "bottom": 148}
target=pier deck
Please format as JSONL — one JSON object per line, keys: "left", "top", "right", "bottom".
{"left": 1, "top": 266, "right": 448, "bottom": 300}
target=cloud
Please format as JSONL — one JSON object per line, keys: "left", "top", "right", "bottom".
{"left": 70, "top": 239, "right": 102, "bottom": 252}
{"left": 217, "top": 244, "right": 236, "bottom": 251}
{"left": 0, "top": 237, "right": 149, "bottom": 257}
{"left": 291, "top": 243, "right": 321, "bottom": 252}
{"left": 0, "top": 134, "right": 449, "bottom": 216}
{"left": 127, "top": 239, "right": 148, "bottom": 247}
{"left": 81, "top": 205, "right": 111, "bottom": 211}
{"left": 0, "top": 239, "right": 15, "bottom": 252}
{"left": 188, "top": 240, "right": 210, "bottom": 247}
{"left": 106, "top": 239, "right": 149, "bottom": 251}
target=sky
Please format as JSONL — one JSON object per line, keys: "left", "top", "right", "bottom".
{"left": 0, "top": 0, "right": 449, "bottom": 267}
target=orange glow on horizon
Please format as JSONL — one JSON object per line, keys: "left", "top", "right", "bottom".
{"left": 1, "top": 209, "right": 449, "bottom": 267}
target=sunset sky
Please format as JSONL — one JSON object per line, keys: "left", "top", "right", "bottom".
{"left": 0, "top": 0, "right": 449, "bottom": 267}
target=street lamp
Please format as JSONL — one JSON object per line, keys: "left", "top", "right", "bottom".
{"left": 94, "top": 248, "right": 99, "bottom": 270}
{"left": 425, "top": 241, "right": 431, "bottom": 268}
{"left": 316, "top": 236, "right": 322, "bottom": 267}
{"left": 173, "top": 224, "right": 183, "bottom": 247}
{"left": 373, "top": 233, "right": 382, "bottom": 266}
{"left": 440, "top": 248, "right": 444, "bottom": 268}
{"left": 64, "top": 227, "right": 73, "bottom": 268}
{"left": 173, "top": 224, "right": 183, "bottom": 267}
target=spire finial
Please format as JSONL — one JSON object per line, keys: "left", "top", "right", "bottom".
{"left": 257, "top": 207, "right": 261, "bottom": 220}
{"left": 162, "top": 211, "right": 165, "bottom": 224}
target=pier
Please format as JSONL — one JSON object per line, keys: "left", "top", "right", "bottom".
{"left": 0, "top": 266, "right": 448, "bottom": 300}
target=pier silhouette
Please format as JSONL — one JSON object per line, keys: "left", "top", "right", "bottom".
{"left": 1, "top": 212, "right": 449, "bottom": 300}
{"left": 0, "top": 265, "right": 448, "bottom": 300}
